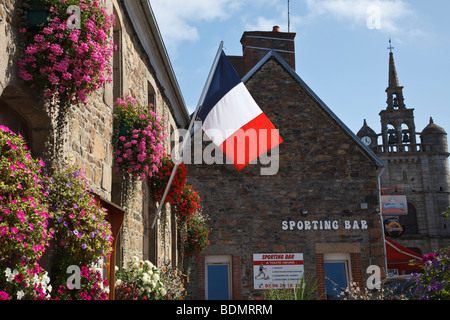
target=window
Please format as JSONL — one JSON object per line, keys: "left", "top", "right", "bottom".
{"left": 0, "top": 102, "right": 31, "bottom": 144}
{"left": 399, "top": 202, "right": 418, "bottom": 235}
{"left": 324, "top": 253, "right": 351, "bottom": 300}
{"left": 113, "top": 8, "right": 123, "bottom": 101}
{"left": 206, "top": 256, "right": 232, "bottom": 300}
{"left": 148, "top": 81, "right": 156, "bottom": 107}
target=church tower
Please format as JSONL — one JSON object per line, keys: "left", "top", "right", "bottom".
{"left": 379, "top": 41, "right": 417, "bottom": 149}
{"left": 358, "top": 41, "right": 450, "bottom": 257}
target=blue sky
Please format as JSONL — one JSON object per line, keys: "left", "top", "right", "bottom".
{"left": 151, "top": 0, "right": 450, "bottom": 140}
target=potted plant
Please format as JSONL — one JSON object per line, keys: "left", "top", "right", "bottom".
{"left": 113, "top": 95, "right": 167, "bottom": 181}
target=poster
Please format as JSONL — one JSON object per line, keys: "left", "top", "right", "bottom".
{"left": 381, "top": 195, "right": 408, "bottom": 215}
{"left": 253, "top": 253, "right": 304, "bottom": 290}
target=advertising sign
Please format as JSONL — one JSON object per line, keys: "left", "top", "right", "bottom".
{"left": 381, "top": 195, "right": 408, "bottom": 215}
{"left": 253, "top": 253, "right": 304, "bottom": 290}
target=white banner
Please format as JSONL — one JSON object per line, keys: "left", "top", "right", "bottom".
{"left": 253, "top": 253, "right": 304, "bottom": 290}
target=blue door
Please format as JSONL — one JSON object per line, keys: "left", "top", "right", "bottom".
{"left": 324, "top": 262, "right": 348, "bottom": 299}
{"left": 207, "top": 264, "right": 230, "bottom": 300}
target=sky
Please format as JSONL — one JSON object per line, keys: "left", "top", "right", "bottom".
{"left": 150, "top": 0, "right": 450, "bottom": 141}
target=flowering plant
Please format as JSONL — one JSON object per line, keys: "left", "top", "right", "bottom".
{"left": 173, "top": 184, "right": 201, "bottom": 223}
{"left": 410, "top": 248, "right": 450, "bottom": 300}
{"left": 0, "top": 265, "right": 52, "bottom": 300}
{"left": 0, "top": 125, "right": 54, "bottom": 299}
{"left": 53, "top": 266, "right": 109, "bottom": 300}
{"left": 113, "top": 95, "right": 167, "bottom": 181}
{"left": 149, "top": 153, "right": 187, "bottom": 203}
{"left": 183, "top": 210, "right": 210, "bottom": 259}
{"left": 18, "top": 0, "right": 115, "bottom": 105}
{"left": 44, "top": 164, "right": 113, "bottom": 268}
{"left": 115, "top": 256, "right": 167, "bottom": 300}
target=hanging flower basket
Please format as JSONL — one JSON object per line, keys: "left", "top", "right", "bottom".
{"left": 183, "top": 211, "right": 210, "bottom": 259}
{"left": 173, "top": 184, "right": 201, "bottom": 223}
{"left": 113, "top": 95, "right": 167, "bottom": 181}
{"left": 149, "top": 153, "right": 187, "bottom": 204}
{"left": 18, "top": 0, "right": 115, "bottom": 106}
{"left": 0, "top": 125, "right": 53, "bottom": 300}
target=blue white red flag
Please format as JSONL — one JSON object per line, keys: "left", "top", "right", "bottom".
{"left": 197, "top": 51, "right": 283, "bottom": 171}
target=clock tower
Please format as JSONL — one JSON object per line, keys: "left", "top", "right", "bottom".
{"left": 357, "top": 119, "right": 377, "bottom": 152}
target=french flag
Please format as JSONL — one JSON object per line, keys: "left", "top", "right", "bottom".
{"left": 198, "top": 51, "right": 283, "bottom": 171}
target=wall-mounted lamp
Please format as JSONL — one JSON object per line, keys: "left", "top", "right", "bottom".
{"left": 300, "top": 209, "right": 308, "bottom": 215}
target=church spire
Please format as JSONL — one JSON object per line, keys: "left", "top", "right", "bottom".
{"left": 388, "top": 39, "right": 399, "bottom": 88}
{"left": 385, "top": 39, "right": 405, "bottom": 110}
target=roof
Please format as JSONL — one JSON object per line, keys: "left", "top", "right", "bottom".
{"left": 241, "top": 50, "right": 385, "bottom": 168}
{"left": 421, "top": 117, "right": 447, "bottom": 135}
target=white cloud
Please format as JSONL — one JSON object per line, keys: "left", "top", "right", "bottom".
{"left": 150, "top": 0, "right": 243, "bottom": 51}
{"left": 304, "top": 0, "right": 416, "bottom": 34}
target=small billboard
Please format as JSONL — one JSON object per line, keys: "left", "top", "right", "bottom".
{"left": 381, "top": 195, "right": 408, "bottom": 215}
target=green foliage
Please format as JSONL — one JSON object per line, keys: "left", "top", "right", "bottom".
{"left": 262, "top": 275, "right": 321, "bottom": 300}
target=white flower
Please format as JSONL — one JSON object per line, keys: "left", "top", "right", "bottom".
{"left": 116, "top": 279, "right": 122, "bottom": 286}
{"left": 159, "top": 287, "right": 167, "bottom": 296}
{"left": 5, "top": 268, "right": 18, "bottom": 282}
{"left": 144, "top": 260, "right": 154, "bottom": 268}
{"left": 17, "top": 290, "right": 24, "bottom": 300}
{"left": 142, "top": 274, "right": 150, "bottom": 284}
{"left": 152, "top": 273, "right": 159, "bottom": 281}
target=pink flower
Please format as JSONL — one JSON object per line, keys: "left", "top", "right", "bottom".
{"left": 0, "top": 226, "right": 8, "bottom": 236}
{"left": 43, "top": 27, "right": 53, "bottom": 35}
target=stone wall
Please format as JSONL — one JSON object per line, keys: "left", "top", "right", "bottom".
{"left": 0, "top": 0, "right": 184, "bottom": 270}
{"left": 186, "top": 57, "right": 385, "bottom": 299}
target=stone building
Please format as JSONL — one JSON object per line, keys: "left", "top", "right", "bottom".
{"left": 357, "top": 48, "right": 450, "bottom": 266}
{"left": 0, "top": 0, "right": 189, "bottom": 293}
{"left": 186, "top": 27, "right": 386, "bottom": 300}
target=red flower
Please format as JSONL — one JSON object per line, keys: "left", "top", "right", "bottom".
{"left": 14, "top": 274, "right": 24, "bottom": 283}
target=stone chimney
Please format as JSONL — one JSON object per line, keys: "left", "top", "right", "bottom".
{"left": 240, "top": 26, "right": 296, "bottom": 75}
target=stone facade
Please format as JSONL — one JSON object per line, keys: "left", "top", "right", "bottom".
{"left": 0, "top": 0, "right": 189, "bottom": 278}
{"left": 186, "top": 29, "right": 385, "bottom": 300}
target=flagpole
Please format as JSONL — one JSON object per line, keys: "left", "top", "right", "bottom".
{"left": 151, "top": 41, "right": 224, "bottom": 229}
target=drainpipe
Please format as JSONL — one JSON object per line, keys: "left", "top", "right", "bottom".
{"left": 377, "top": 167, "right": 388, "bottom": 278}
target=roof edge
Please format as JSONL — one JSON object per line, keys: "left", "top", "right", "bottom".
{"left": 242, "top": 50, "right": 384, "bottom": 168}
{"left": 123, "top": 0, "right": 190, "bottom": 127}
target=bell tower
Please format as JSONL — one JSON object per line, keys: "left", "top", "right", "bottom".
{"left": 379, "top": 41, "right": 417, "bottom": 150}
{"left": 368, "top": 40, "right": 450, "bottom": 255}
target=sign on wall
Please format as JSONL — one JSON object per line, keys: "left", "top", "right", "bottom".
{"left": 381, "top": 195, "right": 408, "bottom": 215}
{"left": 253, "top": 253, "right": 304, "bottom": 290}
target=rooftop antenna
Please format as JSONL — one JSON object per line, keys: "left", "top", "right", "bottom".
{"left": 288, "top": 0, "right": 290, "bottom": 32}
